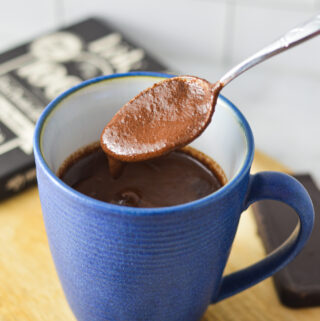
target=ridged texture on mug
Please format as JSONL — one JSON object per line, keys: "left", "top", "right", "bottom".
{"left": 36, "top": 161, "right": 249, "bottom": 321}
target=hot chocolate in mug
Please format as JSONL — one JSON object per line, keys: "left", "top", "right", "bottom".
{"left": 34, "top": 72, "right": 314, "bottom": 321}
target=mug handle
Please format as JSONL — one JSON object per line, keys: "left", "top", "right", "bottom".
{"left": 212, "top": 171, "right": 314, "bottom": 303}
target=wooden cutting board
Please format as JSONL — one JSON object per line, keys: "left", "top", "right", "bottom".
{"left": 0, "top": 150, "right": 319, "bottom": 321}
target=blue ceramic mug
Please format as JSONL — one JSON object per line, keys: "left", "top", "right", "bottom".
{"left": 34, "top": 72, "right": 314, "bottom": 321}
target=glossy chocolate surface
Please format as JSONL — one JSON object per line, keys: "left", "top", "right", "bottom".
{"left": 59, "top": 145, "right": 224, "bottom": 208}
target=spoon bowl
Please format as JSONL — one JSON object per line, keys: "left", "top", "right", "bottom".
{"left": 100, "top": 76, "right": 222, "bottom": 162}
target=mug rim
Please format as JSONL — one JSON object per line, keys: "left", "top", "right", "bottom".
{"left": 33, "top": 71, "right": 254, "bottom": 215}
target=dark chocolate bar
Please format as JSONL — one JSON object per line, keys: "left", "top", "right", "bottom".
{"left": 253, "top": 174, "right": 320, "bottom": 308}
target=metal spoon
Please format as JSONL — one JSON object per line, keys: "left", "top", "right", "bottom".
{"left": 101, "top": 13, "right": 320, "bottom": 172}
{"left": 219, "top": 12, "right": 320, "bottom": 87}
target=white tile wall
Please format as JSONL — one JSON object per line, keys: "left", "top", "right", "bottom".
{"left": 62, "top": 0, "right": 227, "bottom": 67}
{"left": 227, "top": 4, "right": 320, "bottom": 75}
{"left": 0, "top": 0, "right": 320, "bottom": 182}
{"left": 0, "top": 0, "right": 57, "bottom": 52}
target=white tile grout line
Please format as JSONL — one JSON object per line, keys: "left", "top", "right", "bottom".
{"left": 54, "top": 0, "right": 66, "bottom": 28}
{"left": 221, "top": 0, "right": 236, "bottom": 66}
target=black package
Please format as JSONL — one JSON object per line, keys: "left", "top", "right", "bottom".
{"left": 0, "top": 18, "right": 167, "bottom": 200}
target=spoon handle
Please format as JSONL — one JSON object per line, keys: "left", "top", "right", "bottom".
{"left": 219, "top": 13, "right": 320, "bottom": 87}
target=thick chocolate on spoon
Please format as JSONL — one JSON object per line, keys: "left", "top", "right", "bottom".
{"left": 100, "top": 76, "right": 222, "bottom": 163}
